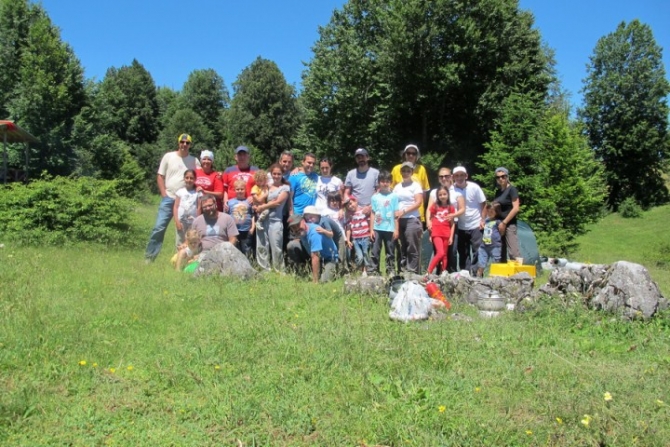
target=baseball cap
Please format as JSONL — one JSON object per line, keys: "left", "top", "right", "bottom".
{"left": 401, "top": 161, "right": 415, "bottom": 170}
{"left": 200, "top": 150, "right": 214, "bottom": 161}
{"left": 235, "top": 146, "right": 250, "bottom": 154}
{"left": 453, "top": 166, "right": 467, "bottom": 174}
{"left": 287, "top": 214, "right": 303, "bottom": 226}
{"left": 354, "top": 148, "right": 368, "bottom": 157}
{"left": 178, "top": 134, "right": 192, "bottom": 143}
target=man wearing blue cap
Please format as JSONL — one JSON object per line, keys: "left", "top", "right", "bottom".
{"left": 222, "top": 145, "right": 259, "bottom": 212}
{"left": 145, "top": 133, "right": 201, "bottom": 263}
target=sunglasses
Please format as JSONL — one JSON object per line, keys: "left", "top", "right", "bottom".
{"left": 180, "top": 141, "right": 191, "bottom": 145}
{"left": 439, "top": 175, "right": 452, "bottom": 179}
{"left": 496, "top": 175, "right": 508, "bottom": 179}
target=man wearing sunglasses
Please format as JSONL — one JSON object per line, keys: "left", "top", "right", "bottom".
{"left": 145, "top": 133, "right": 201, "bottom": 263}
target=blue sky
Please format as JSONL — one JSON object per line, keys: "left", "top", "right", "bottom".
{"left": 39, "top": 0, "right": 669, "bottom": 109}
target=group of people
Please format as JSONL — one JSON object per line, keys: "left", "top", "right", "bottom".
{"left": 144, "top": 134, "right": 522, "bottom": 282}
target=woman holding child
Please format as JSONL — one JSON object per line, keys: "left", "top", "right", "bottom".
{"left": 255, "top": 163, "right": 290, "bottom": 272}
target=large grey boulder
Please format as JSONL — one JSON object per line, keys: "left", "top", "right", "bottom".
{"left": 539, "top": 261, "right": 667, "bottom": 320}
{"left": 194, "top": 242, "right": 256, "bottom": 279}
{"left": 590, "top": 261, "right": 667, "bottom": 320}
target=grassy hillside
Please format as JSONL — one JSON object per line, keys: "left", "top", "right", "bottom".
{"left": 0, "top": 201, "right": 668, "bottom": 446}
{"left": 569, "top": 204, "right": 670, "bottom": 296}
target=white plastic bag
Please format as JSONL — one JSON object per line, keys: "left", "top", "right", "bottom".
{"left": 389, "top": 280, "right": 443, "bottom": 322}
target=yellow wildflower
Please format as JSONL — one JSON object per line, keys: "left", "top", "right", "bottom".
{"left": 109, "top": 367, "right": 116, "bottom": 374}
{"left": 525, "top": 430, "right": 532, "bottom": 435}
{"left": 92, "top": 363, "right": 98, "bottom": 368}
{"left": 603, "top": 392, "right": 612, "bottom": 401}
{"left": 438, "top": 405, "right": 446, "bottom": 413}
{"left": 581, "top": 414, "right": 592, "bottom": 427}
{"left": 656, "top": 399, "right": 665, "bottom": 406}
{"left": 214, "top": 365, "right": 221, "bottom": 370}
{"left": 127, "top": 365, "right": 134, "bottom": 371}
{"left": 78, "top": 360, "right": 87, "bottom": 366}
{"left": 475, "top": 387, "right": 481, "bottom": 393}
{"left": 556, "top": 417, "right": 563, "bottom": 424}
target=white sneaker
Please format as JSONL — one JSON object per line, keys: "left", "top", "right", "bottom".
{"left": 361, "top": 271, "right": 368, "bottom": 278}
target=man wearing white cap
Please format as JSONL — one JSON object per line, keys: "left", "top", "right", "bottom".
{"left": 452, "top": 166, "right": 486, "bottom": 274}
{"left": 145, "top": 133, "right": 201, "bottom": 262}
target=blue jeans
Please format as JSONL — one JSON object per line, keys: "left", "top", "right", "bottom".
{"left": 353, "top": 237, "right": 372, "bottom": 269}
{"left": 145, "top": 197, "right": 175, "bottom": 261}
{"left": 478, "top": 244, "right": 502, "bottom": 269}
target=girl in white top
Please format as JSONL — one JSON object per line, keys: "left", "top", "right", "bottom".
{"left": 392, "top": 161, "right": 424, "bottom": 273}
{"left": 173, "top": 169, "right": 200, "bottom": 246}
{"left": 315, "top": 157, "right": 344, "bottom": 210}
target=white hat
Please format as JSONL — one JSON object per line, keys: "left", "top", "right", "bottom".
{"left": 303, "top": 205, "right": 320, "bottom": 215}
{"left": 453, "top": 166, "right": 467, "bottom": 174}
{"left": 200, "top": 150, "right": 214, "bottom": 161}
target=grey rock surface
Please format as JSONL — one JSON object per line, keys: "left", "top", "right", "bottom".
{"left": 194, "top": 242, "right": 256, "bottom": 279}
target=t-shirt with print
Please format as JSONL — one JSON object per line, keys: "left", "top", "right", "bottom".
{"left": 428, "top": 203, "right": 455, "bottom": 238}
{"left": 482, "top": 218, "right": 502, "bottom": 246}
{"left": 393, "top": 181, "right": 423, "bottom": 219}
{"left": 316, "top": 176, "right": 343, "bottom": 210}
{"left": 227, "top": 198, "right": 253, "bottom": 232}
{"left": 191, "top": 212, "right": 239, "bottom": 251}
{"left": 222, "top": 165, "right": 258, "bottom": 201}
{"left": 175, "top": 187, "right": 199, "bottom": 226}
{"left": 289, "top": 171, "right": 318, "bottom": 215}
{"left": 195, "top": 168, "right": 224, "bottom": 210}
{"left": 371, "top": 191, "right": 398, "bottom": 233}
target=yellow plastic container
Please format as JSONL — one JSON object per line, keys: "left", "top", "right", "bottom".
{"left": 489, "top": 263, "right": 516, "bottom": 277}
{"left": 489, "top": 262, "right": 536, "bottom": 278}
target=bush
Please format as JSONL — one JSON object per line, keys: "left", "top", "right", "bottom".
{"left": 0, "top": 176, "right": 142, "bottom": 247}
{"left": 619, "top": 197, "right": 642, "bottom": 218}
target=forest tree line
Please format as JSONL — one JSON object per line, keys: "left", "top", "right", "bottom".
{"left": 1, "top": 0, "right": 668, "bottom": 253}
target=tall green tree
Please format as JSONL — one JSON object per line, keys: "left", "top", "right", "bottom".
{"left": 97, "top": 59, "right": 160, "bottom": 145}
{"left": 301, "top": 0, "right": 553, "bottom": 169}
{"left": 476, "top": 92, "right": 606, "bottom": 255}
{"left": 1, "top": 0, "right": 86, "bottom": 175}
{"left": 228, "top": 57, "right": 300, "bottom": 163}
{"left": 179, "top": 69, "right": 229, "bottom": 147}
{"left": 580, "top": 20, "right": 670, "bottom": 209}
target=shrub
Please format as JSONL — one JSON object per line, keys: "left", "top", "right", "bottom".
{"left": 619, "top": 197, "right": 642, "bottom": 218}
{"left": 0, "top": 176, "right": 142, "bottom": 247}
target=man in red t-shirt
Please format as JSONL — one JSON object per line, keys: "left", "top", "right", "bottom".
{"left": 222, "top": 146, "right": 258, "bottom": 212}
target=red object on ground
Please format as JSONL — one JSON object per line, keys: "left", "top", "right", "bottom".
{"left": 425, "top": 282, "right": 451, "bottom": 310}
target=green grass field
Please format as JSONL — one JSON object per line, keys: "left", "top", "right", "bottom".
{"left": 1, "top": 203, "right": 668, "bottom": 446}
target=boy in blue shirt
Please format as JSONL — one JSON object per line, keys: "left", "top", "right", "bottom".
{"left": 370, "top": 170, "right": 399, "bottom": 276}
